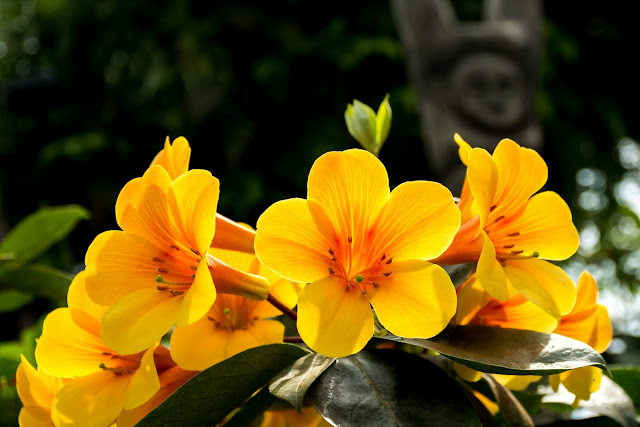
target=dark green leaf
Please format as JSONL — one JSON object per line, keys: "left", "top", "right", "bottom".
{"left": 0, "top": 290, "right": 34, "bottom": 312}
{"left": 0, "top": 264, "right": 73, "bottom": 304}
{"left": 137, "top": 344, "right": 309, "bottom": 426}
{"left": 610, "top": 365, "right": 640, "bottom": 414}
{"left": 541, "top": 376, "right": 638, "bottom": 427}
{"left": 0, "top": 204, "right": 89, "bottom": 269}
{"left": 482, "top": 374, "right": 534, "bottom": 427}
{"left": 0, "top": 386, "right": 21, "bottom": 427}
{"left": 225, "top": 386, "right": 274, "bottom": 427}
{"left": 309, "top": 349, "right": 482, "bottom": 426}
{"left": 269, "top": 352, "right": 335, "bottom": 411}
{"left": 381, "top": 325, "right": 610, "bottom": 377}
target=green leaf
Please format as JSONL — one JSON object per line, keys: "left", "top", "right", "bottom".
{"left": 0, "top": 264, "right": 73, "bottom": 304}
{"left": 610, "top": 365, "right": 640, "bottom": 414}
{"left": 136, "top": 344, "right": 309, "bottom": 426}
{"left": 0, "top": 204, "right": 89, "bottom": 270}
{"left": 308, "top": 349, "right": 482, "bottom": 426}
{"left": 0, "top": 290, "right": 34, "bottom": 312}
{"left": 482, "top": 373, "right": 535, "bottom": 427}
{"left": 225, "top": 386, "right": 274, "bottom": 427}
{"left": 541, "top": 376, "right": 638, "bottom": 427}
{"left": 269, "top": 352, "right": 335, "bottom": 411}
{"left": 381, "top": 325, "right": 610, "bottom": 377}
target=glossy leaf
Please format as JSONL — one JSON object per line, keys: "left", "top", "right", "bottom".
{"left": 382, "top": 325, "right": 610, "bottom": 377}
{"left": 541, "top": 376, "right": 637, "bottom": 427}
{"left": 137, "top": 344, "right": 309, "bottom": 426}
{"left": 0, "top": 290, "right": 34, "bottom": 312}
{"left": 269, "top": 352, "right": 335, "bottom": 411}
{"left": 0, "top": 204, "right": 89, "bottom": 270}
{"left": 0, "top": 264, "right": 73, "bottom": 304}
{"left": 482, "top": 374, "right": 534, "bottom": 427}
{"left": 225, "top": 386, "right": 275, "bottom": 427}
{"left": 309, "top": 349, "right": 482, "bottom": 426}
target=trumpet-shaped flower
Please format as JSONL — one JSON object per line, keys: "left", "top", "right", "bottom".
{"left": 549, "top": 271, "right": 612, "bottom": 404}
{"left": 435, "top": 135, "right": 579, "bottom": 318}
{"left": 255, "top": 149, "right": 460, "bottom": 357}
{"left": 151, "top": 136, "right": 257, "bottom": 254}
{"left": 84, "top": 165, "right": 270, "bottom": 354}
{"left": 34, "top": 271, "right": 176, "bottom": 426}
{"left": 170, "top": 247, "right": 302, "bottom": 370}
{"left": 16, "top": 355, "right": 69, "bottom": 426}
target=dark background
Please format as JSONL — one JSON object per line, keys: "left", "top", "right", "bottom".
{"left": 1, "top": 0, "right": 639, "bottom": 360}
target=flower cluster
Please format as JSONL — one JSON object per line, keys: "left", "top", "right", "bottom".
{"left": 16, "top": 132, "right": 612, "bottom": 426}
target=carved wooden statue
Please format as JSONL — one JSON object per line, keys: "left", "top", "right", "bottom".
{"left": 392, "top": 0, "right": 543, "bottom": 189}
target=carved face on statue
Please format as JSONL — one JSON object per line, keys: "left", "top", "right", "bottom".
{"left": 392, "top": 0, "right": 543, "bottom": 190}
{"left": 450, "top": 52, "right": 527, "bottom": 131}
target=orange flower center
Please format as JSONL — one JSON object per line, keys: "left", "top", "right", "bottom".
{"left": 327, "top": 238, "right": 392, "bottom": 294}
{"left": 99, "top": 352, "right": 143, "bottom": 375}
{"left": 207, "top": 304, "right": 258, "bottom": 332}
{"left": 152, "top": 243, "right": 202, "bottom": 295}
{"left": 484, "top": 204, "right": 539, "bottom": 264}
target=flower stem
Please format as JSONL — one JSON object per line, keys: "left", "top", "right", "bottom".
{"left": 283, "top": 336, "right": 304, "bottom": 343}
{"left": 267, "top": 293, "right": 297, "bottom": 321}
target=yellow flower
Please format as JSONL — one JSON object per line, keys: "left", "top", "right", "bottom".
{"left": 436, "top": 135, "right": 579, "bottom": 318}
{"left": 260, "top": 405, "right": 331, "bottom": 426}
{"left": 452, "top": 274, "right": 557, "bottom": 386}
{"left": 549, "top": 271, "right": 612, "bottom": 404}
{"left": 151, "top": 136, "right": 257, "bottom": 254}
{"left": 255, "top": 149, "right": 460, "bottom": 357}
{"left": 116, "top": 366, "right": 198, "bottom": 427}
{"left": 84, "top": 165, "right": 270, "bottom": 354}
{"left": 170, "top": 247, "right": 302, "bottom": 370}
{"left": 34, "top": 271, "right": 176, "bottom": 426}
{"left": 16, "top": 355, "right": 69, "bottom": 426}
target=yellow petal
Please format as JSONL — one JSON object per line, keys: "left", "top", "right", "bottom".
{"left": 453, "top": 362, "right": 482, "bottom": 383}
{"left": 454, "top": 133, "right": 472, "bottom": 166}
{"left": 454, "top": 275, "right": 493, "bottom": 325}
{"left": 457, "top": 175, "right": 479, "bottom": 225}
{"left": 117, "top": 367, "right": 197, "bottom": 427}
{"left": 67, "top": 271, "right": 108, "bottom": 337}
{"left": 35, "top": 308, "right": 108, "bottom": 378}
{"left": 467, "top": 148, "right": 499, "bottom": 228}
{"left": 367, "top": 181, "right": 460, "bottom": 262}
{"left": 591, "top": 305, "right": 613, "bottom": 354}
{"left": 573, "top": 271, "right": 599, "bottom": 315}
{"left": 297, "top": 275, "right": 373, "bottom": 358}
{"left": 549, "top": 374, "right": 561, "bottom": 392}
{"left": 367, "top": 260, "right": 456, "bottom": 338}
{"left": 123, "top": 346, "right": 160, "bottom": 410}
{"left": 226, "top": 320, "right": 285, "bottom": 357}
{"left": 85, "top": 230, "right": 169, "bottom": 306}
{"left": 493, "top": 374, "right": 541, "bottom": 391}
{"left": 560, "top": 366, "right": 602, "bottom": 401}
{"left": 491, "top": 139, "right": 547, "bottom": 221}
{"left": 150, "top": 136, "right": 191, "bottom": 180}
{"left": 115, "top": 165, "right": 174, "bottom": 248}
{"left": 307, "top": 149, "right": 390, "bottom": 255}
{"left": 211, "top": 213, "right": 256, "bottom": 254}
{"left": 255, "top": 198, "right": 335, "bottom": 283}
{"left": 177, "top": 261, "right": 216, "bottom": 326}
{"left": 100, "top": 288, "right": 182, "bottom": 355}
{"left": 19, "top": 405, "right": 52, "bottom": 427}
{"left": 51, "top": 371, "right": 130, "bottom": 427}
{"left": 170, "top": 316, "right": 230, "bottom": 370}
{"left": 503, "top": 259, "right": 576, "bottom": 318}
{"left": 167, "top": 169, "right": 220, "bottom": 255}
{"left": 476, "top": 231, "right": 510, "bottom": 301}
{"left": 496, "top": 191, "right": 579, "bottom": 261}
